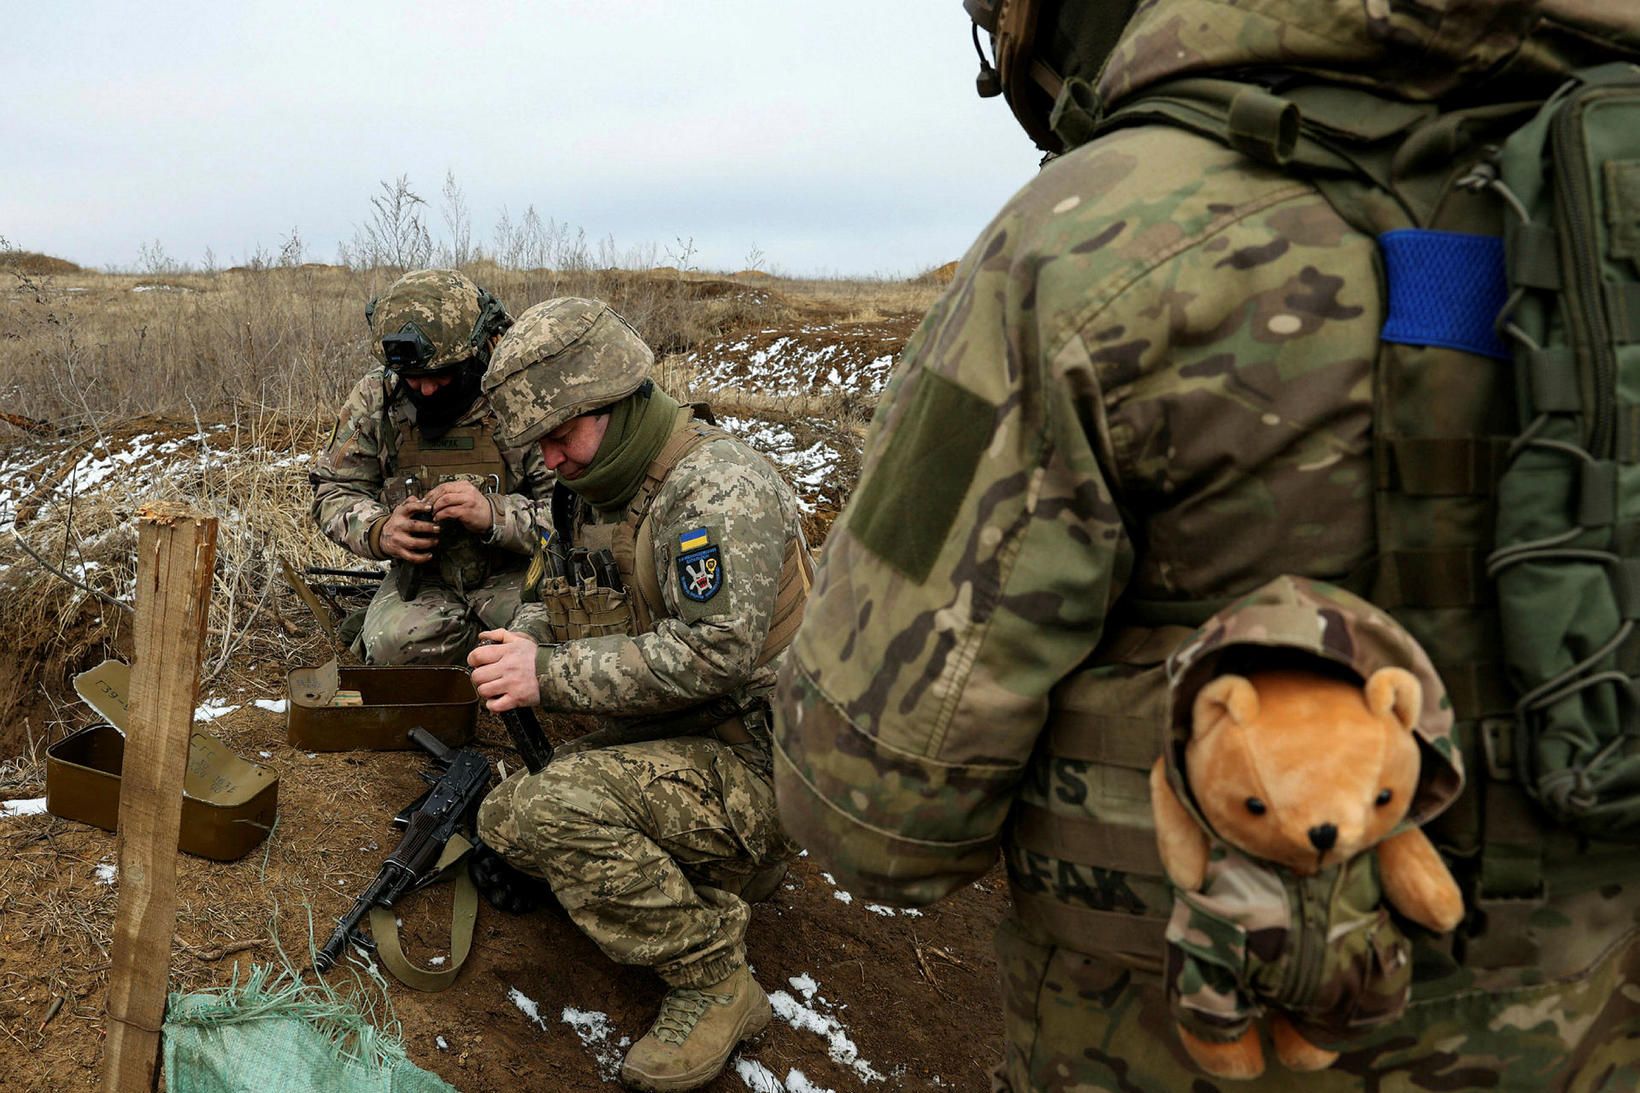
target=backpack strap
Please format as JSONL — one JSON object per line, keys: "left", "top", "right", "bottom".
{"left": 1099, "top": 76, "right": 1562, "bottom": 969}
{"left": 618, "top": 407, "right": 812, "bottom": 667}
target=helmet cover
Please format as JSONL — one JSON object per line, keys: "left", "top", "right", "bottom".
{"left": 482, "top": 297, "right": 655, "bottom": 448}
{"left": 366, "top": 268, "right": 512, "bottom": 375}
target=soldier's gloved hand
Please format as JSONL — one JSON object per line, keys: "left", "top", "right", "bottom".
{"left": 469, "top": 629, "right": 542, "bottom": 712}
{"left": 426, "top": 479, "right": 494, "bottom": 535}
{"left": 379, "top": 497, "right": 440, "bottom": 563}
{"left": 469, "top": 837, "right": 552, "bottom": 915}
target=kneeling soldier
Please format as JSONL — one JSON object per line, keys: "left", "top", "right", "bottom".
{"left": 310, "top": 269, "right": 552, "bottom": 664}
{"left": 467, "top": 297, "right": 811, "bottom": 1092}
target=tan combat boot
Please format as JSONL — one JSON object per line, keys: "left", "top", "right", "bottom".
{"left": 619, "top": 965, "right": 772, "bottom": 1092}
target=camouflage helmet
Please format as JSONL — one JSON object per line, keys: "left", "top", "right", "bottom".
{"left": 365, "top": 268, "right": 512, "bottom": 376}
{"left": 481, "top": 297, "right": 654, "bottom": 448}
{"left": 966, "top": 0, "right": 1141, "bottom": 153}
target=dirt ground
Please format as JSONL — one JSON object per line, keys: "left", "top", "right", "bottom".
{"left": 0, "top": 685, "right": 1008, "bottom": 1093}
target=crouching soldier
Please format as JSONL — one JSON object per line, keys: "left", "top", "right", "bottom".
{"left": 465, "top": 297, "right": 812, "bottom": 1092}
{"left": 310, "top": 269, "right": 553, "bottom": 664}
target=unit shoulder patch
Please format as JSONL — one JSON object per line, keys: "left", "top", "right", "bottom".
{"left": 676, "top": 526, "right": 723, "bottom": 603}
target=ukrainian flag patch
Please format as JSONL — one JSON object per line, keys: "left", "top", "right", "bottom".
{"left": 678, "top": 528, "right": 710, "bottom": 552}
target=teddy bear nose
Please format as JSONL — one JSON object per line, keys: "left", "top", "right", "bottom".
{"left": 1308, "top": 823, "right": 1338, "bottom": 852}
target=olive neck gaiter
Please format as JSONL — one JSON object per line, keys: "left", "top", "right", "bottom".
{"left": 562, "top": 385, "right": 681, "bottom": 513}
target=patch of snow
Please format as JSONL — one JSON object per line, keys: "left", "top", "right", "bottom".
{"left": 95, "top": 862, "right": 117, "bottom": 885}
{"left": 865, "top": 904, "right": 922, "bottom": 918}
{"left": 435, "top": 1035, "right": 449, "bottom": 1051}
{"left": 508, "top": 986, "right": 548, "bottom": 1030}
{"left": 736, "top": 1058, "right": 786, "bottom": 1092}
{"left": 562, "top": 1007, "right": 630, "bottom": 1081}
{"left": 785, "top": 1071, "right": 836, "bottom": 1093}
{"left": 427, "top": 956, "right": 446, "bottom": 967}
{"left": 253, "top": 698, "right": 288, "bottom": 714}
{"left": 833, "top": 891, "right": 854, "bottom": 905}
{"left": 788, "top": 974, "right": 819, "bottom": 1001}
{"left": 769, "top": 985, "right": 884, "bottom": 1084}
{"left": 0, "top": 798, "right": 48, "bottom": 817}
{"left": 194, "top": 698, "right": 238, "bottom": 722}
{"left": 820, "top": 872, "right": 836, "bottom": 886}
{"left": 65, "top": 434, "right": 158, "bottom": 493}
{"left": 258, "top": 751, "right": 272, "bottom": 759}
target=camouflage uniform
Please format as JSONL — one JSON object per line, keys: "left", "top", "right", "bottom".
{"left": 310, "top": 272, "right": 551, "bottom": 666}
{"left": 773, "top": 3, "right": 1640, "bottom": 1089}
{"left": 475, "top": 298, "right": 807, "bottom": 990}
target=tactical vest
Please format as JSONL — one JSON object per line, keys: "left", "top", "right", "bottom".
{"left": 392, "top": 421, "right": 511, "bottom": 495}
{"left": 1008, "top": 71, "right": 1640, "bottom": 977}
{"left": 533, "top": 406, "right": 812, "bottom": 668}
{"left": 387, "top": 415, "right": 515, "bottom": 593}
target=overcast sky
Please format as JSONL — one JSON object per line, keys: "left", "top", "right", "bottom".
{"left": 3, "top": 1, "right": 1039, "bottom": 277}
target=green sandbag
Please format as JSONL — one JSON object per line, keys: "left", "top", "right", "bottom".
{"left": 162, "top": 964, "right": 456, "bottom": 1093}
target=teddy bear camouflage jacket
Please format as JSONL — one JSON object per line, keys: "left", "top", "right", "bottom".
{"left": 1159, "top": 578, "right": 1462, "bottom": 1046}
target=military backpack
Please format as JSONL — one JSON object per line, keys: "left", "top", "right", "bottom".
{"left": 1080, "top": 62, "right": 1640, "bottom": 966}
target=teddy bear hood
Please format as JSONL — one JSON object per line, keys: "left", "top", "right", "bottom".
{"left": 1164, "top": 576, "right": 1465, "bottom": 838}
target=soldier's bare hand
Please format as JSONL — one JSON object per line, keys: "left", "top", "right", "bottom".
{"left": 380, "top": 497, "right": 440, "bottom": 563}
{"left": 426, "top": 479, "right": 494, "bottom": 534}
{"left": 469, "top": 629, "right": 541, "bottom": 712}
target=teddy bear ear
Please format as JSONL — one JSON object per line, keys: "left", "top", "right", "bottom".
{"left": 1366, "top": 667, "right": 1422, "bottom": 732}
{"left": 1192, "top": 674, "right": 1259, "bottom": 739}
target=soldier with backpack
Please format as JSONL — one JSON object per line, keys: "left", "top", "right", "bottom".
{"left": 774, "top": 2, "right": 1640, "bottom": 1088}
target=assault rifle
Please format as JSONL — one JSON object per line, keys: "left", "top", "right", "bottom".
{"left": 314, "top": 727, "right": 492, "bottom": 972}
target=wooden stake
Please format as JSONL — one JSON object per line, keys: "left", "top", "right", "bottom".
{"left": 102, "top": 502, "right": 217, "bottom": 1093}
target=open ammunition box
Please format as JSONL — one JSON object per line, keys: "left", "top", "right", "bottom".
{"left": 49, "top": 660, "right": 279, "bottom": 861}
{"left": 286, "top": 659, "right": 477, "bottom": 751}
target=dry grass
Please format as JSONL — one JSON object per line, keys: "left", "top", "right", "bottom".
{"left": 0, "top": 260, "right": 938, "bottom": 440}
{"left": 0, "top": 408, "right": 350, "bottom": 727}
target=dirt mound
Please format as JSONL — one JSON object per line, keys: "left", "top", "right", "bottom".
{"left": 682, "top": 318, "right": 917, "bottom": 400}
{"left": 0, "top": 251, "right": 82, "bottom": 275}
{"left": 918, "top": 261, "right": 959, "bottom": 286}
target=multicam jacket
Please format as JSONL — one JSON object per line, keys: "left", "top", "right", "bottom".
{"left": 774, "top": 0, "right": 1640, "bottom": 1085}
{"left": 311, "top": 366, "right": 552, "bottom": 564}
{"left": 1160, "top": 578, "right": 1461, "bottom": 1045}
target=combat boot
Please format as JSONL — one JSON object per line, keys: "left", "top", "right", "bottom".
{"left": 619, "top": 965, "right": 772, "bottom": 1092}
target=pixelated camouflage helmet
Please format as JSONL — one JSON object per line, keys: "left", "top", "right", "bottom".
{"left": 365, "top": 268, "right": 513, "bottom": 376}
{"left": 966, "top": 0, "right": 1140, "bottom": 153}
{"left": 481, "top": 297, "right": 655, "bottom": 448}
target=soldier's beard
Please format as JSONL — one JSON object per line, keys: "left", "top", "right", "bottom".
{"left": 404, "top": 366, "right": 484, "bottom": 440}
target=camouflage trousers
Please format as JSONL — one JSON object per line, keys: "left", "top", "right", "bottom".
{"left": 992, "top": 896, "right": 1640, "bottom": 1093}
{"left": 476, "top": 735, "right": 799, "bottom": 989}
{"left": 353, "top": 564, "right": 528, "bottom": 666}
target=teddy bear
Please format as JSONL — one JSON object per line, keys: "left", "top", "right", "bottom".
{"left": 1149, "top": 662, "right": 1465, "bottom": 1080}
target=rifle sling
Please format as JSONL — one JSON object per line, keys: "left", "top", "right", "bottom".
{"left": 368, "top": 834, "right": 479, "bottom": 992}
